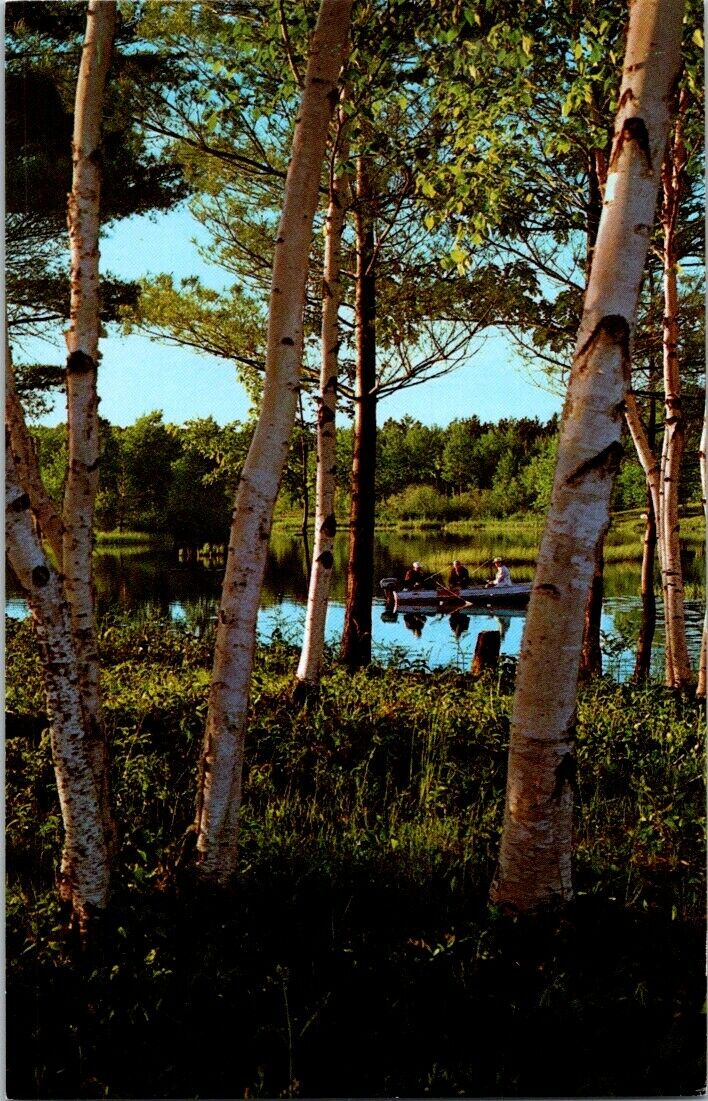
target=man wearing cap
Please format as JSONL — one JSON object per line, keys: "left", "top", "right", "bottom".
{"left": 487, "top": 556, "right": 512, "bottom": 587}
{"left": 448, "top": 559, "right": 470, "bottom": 588}
{"left": 404, "top": 561, "right": 427, "bottom": 589}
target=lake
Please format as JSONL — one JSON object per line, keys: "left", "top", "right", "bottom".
{"left": 6, "top": 529, "right": 705, "bottom": 679}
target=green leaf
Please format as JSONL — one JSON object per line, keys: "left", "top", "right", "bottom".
{"left": 692, "top": 27, "right": 704, "bottom": 48}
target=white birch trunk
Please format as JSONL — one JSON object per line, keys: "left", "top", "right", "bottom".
{"left": 6, "top": 443, "right": 110, "bottom": 929}
{"left": 296, "top": 99, "right": 349, "bottom": 688}
{"left": 658, "top": 94, "right": 692, "bottom": 688}
{"left": 625, "top": 393, "right": 661, "bottom": 680}
{"left": 195, "top": 0, "right": 352, "bottom": 882}
{"left": 6, "top": 343, "right": 65, "bottom": 565}
{"left": 625, "top": 391, "right": 662, "bottom": 539}
{"left": 491, "top": 0, "right": 684, "bottom": 913}
{"left": 63, "top": 0, "right": 116, "bottom": 843}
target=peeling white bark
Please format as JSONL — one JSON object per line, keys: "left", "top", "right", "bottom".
{"left": 491, "top": 0, "right": 684, "bottom": 913}
{"left": 6, "top": 443, "right": 109, "bottom": 927}
{"left": 6, "top": 344, "right": 65, "bottom": 565}
{"left": 195, "top": 0, "right": 353, "bottom": 882}
{"left": 63, "top": 0, "right": 116, "bottom": 841}
{"left": 297, "top": 98, "right": 350, "bottom": 687}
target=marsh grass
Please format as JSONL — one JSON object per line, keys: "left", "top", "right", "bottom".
{"left": 5, "top": 615, "right": 706, "bottom": 1099}
{"left": 96, "top": 530, "right": 170, "bottom": 546}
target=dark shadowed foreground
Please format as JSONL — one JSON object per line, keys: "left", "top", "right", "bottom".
{"left": 6, "top": 615, "right": 705, "bottom": 1098}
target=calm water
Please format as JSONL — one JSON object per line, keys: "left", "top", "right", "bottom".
{"left": 6, "top": 530, "right": 705, "bottom": 679}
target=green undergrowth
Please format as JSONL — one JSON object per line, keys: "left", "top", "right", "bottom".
{"left": 6, "top": 615, "right": 706, "bottom": 1099}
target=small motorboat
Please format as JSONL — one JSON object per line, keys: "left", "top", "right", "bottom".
{"left": 380, "top": 577, "right": 531, "bottom": 611}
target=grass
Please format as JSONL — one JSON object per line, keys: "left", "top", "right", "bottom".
{"left": 96, "top": 530, "right": 171, "bottom": 547}
{"left": 5, "top": 615, "right": 706, "bottom": 1099}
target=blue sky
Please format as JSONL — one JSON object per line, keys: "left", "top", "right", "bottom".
{"left": 26, "top": 207, "right": 563, "bottom": 429}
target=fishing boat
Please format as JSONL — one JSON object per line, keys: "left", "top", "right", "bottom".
{"left": 380, "top": 577, "right": 531, "bottom": 611}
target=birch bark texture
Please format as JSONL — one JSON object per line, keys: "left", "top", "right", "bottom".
{"left": 491, "top": 0, "right": 685, "bottom": 914}
{"left": 63, "top": 0, "right": 116, "bottom": 836}
{"left": 195, "top": 0, "right": 352, "bottom": 881}
{"left": 6, "top": 345, "right": 65, "bottom": 565}
{"left": 296, "top": 98, "right": 350, "bottom": 688}
{"left": 6, "top": 441, "right": 110, "bottom": 930}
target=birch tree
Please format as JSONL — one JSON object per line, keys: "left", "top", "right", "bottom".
{"left": 296, "top": 97, "right": 350, "bottom": 690}
{"left": 490, "top": 0, "right": 685, "bottom": 913}
{"left": 63, "top": 0, "right": 117, "bottom": 849}
{"left": 5, "top": 0, "right": 117, "bottom": 926}
{"left": 624, "top": 389, "right": 661, "bottom": 680}
{"left": 621, "top": 81, "right": 700, "bottom": 688}
{"left": 6, "top": 441, "right": 110, "bottom": 933}
{"left": 194, "top": 0, "right": 353, "bottom": 883}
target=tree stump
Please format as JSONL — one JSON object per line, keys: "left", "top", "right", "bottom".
{"left": 471, "top": 630, "right": 500, "bottom": 676}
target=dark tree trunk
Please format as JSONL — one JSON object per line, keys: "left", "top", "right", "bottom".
{"left": 341, "top": 155, "right": 376, "bottom": 671}
{"left": 634, "top": 490, "right": 658, "bottom": 681}
{"left": 579, "top": 529, "right": 605, "bottom": 681}
{"left": 634, "top": 392, "right": 658, "bottom": 681}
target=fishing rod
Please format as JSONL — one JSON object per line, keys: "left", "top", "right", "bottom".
{"left": 472, "top": 558, "right": 494, "bottom": 581}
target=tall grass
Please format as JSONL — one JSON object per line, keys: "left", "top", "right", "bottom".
{"left": 6, "top": 615, "right": 704, "bottom": 920}
{"left": 96, "top": 530, "right": 170, "bottom": 546}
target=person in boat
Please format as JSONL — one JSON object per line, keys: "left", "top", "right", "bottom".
{"left": 487, "top": 556, "right": 512, "bottom": 587}
{"left": 403, "top": 561, "right": 427, "bottom": 589}
{"left": 448, "top": 559, "right": 470, "bottom": 588}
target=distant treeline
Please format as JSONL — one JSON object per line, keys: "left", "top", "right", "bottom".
{"left": 31, "top": 410, "right": 702, "bottom": 542}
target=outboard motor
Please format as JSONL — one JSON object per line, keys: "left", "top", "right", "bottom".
{"left": 379, "top": 576, "right": 400, "bottom": 609}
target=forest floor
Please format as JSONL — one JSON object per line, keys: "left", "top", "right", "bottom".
{"left": 6, "top": 615, "right": 706, "bottom": 1099}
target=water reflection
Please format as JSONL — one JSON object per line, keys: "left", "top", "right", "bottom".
{"left": 5, "top": 529, "right": 705, "bottom": 679}
{"left": 403, "top": 612, "right": 427, "bottom": 639}
{"left": 449, "top": 610, "right": 470, "bottom": 639}
{"left": 495, "top": 614, "right": 511, "bottom": 641}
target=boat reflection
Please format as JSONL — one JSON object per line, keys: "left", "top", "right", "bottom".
{"left": 403, "top": 612, "right": 427, "bottom": 638}
{"left": 449, "top": 610, "right": 470, "bottom": 639}
{"left": 496, "top": 614, "right": 512, "bottom": 640}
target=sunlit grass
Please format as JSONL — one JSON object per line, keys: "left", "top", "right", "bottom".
{"left": 96, "top": 530, "right": 169, "bottom": 546}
